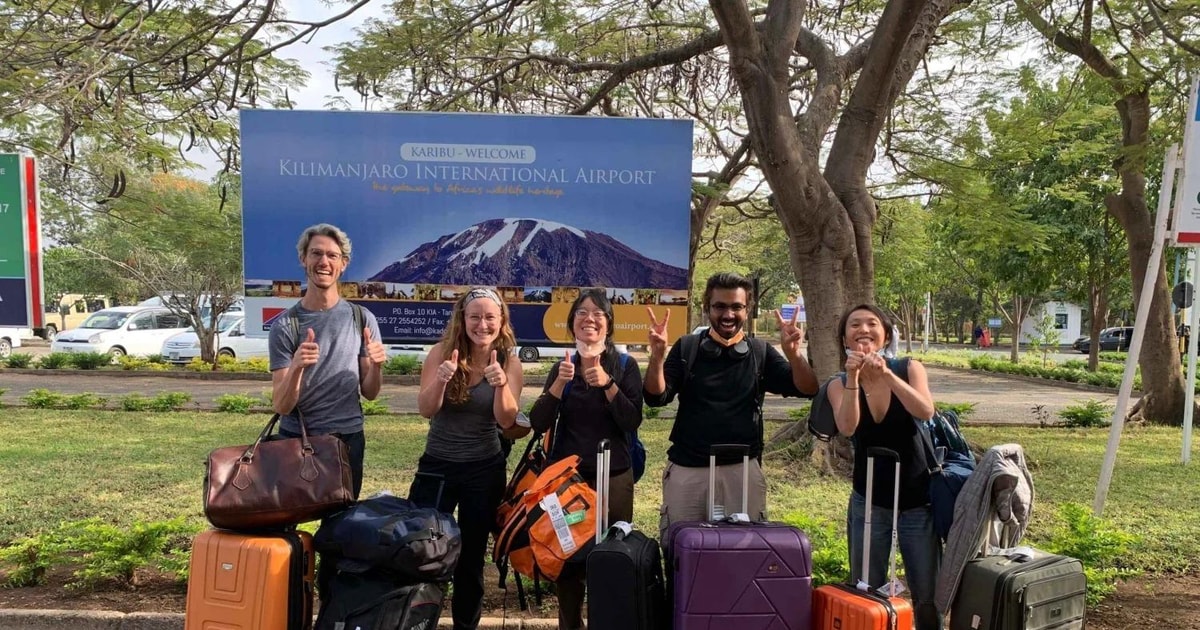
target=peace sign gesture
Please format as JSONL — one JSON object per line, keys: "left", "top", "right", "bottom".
{"left": 776, "top": 307, "right": 804, "bottom": 356}
{"left": 646, "top": 307, "right": 670, "bottom": 357}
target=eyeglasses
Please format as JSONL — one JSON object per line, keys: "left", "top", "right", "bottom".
{"left": 708, "top": 302, "right": 747, "bottom": 313}
{"left": 574, "top": 309, "right": 607, "bottom": 320}
{"left": 307, "top": 249, "right": 344, "bottom": 261}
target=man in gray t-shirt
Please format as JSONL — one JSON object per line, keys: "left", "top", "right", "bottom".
{"left": 269, "top": 223, "right": 387, "bottom": 498}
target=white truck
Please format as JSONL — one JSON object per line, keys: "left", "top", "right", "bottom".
{"left": 0, "top": 326, "right": 24, "bottom": 358}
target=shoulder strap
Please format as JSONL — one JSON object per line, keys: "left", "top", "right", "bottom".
{"left": 286, "top": 303, "right": 302, "bottom": 342}
{"left": 680, "top": 332, "right": 702, "bottom": 386}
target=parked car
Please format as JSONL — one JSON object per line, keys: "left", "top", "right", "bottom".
{"left": 161, "top": 314, "right": 267, "bottom": 364}
{"left": 0, "top": 327, "right": 22, "bottom": 358}
{"left": 49, "top": 306, "right": 189, "bottom": 359}
{"left": 1072, "top": 326, "right": 1134, "bottom": 353}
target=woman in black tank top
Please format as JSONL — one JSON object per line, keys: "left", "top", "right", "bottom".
{"left": 826, "top": 304, "right": 943, "bottom": 630}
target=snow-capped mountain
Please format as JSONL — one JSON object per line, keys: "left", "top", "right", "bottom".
{"left": 368, "top": 218, "right": 687, "bottom": 288}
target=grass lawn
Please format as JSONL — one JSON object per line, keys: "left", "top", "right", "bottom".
{"left": 0, "top": 410, "right": 1197, "bottom": 576}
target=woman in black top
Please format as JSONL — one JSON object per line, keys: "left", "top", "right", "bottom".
{"left": 826, "top": 303, "right": 942, "bottom": 630}
{"left": 528, "top": 288, "right": 643, "bottom": 630}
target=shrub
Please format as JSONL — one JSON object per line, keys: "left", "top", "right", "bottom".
{"left": 1040, "top": 503, "right": 1139, "bottom": 606}
{"left": 121, "top": 394, "right": 152, "bottom": 412}
{"left": 5, "top": 352, "right": 34, "bottom": 368}
{"left": 38, "top": 352, "right": 74, "bottom": 369}
{"left": 72, "top": 352, "right": 111, "bottom": 370}
{"left": 0, "top": 387, "right": 5, "bottom": 404}
{"left": 0, "top": 518, "right": 200, "bottom": 589}
{"left": 184, "top": 357, "right": 211, "bottom": 372}
{"left": 361, "top": 397, "right": 390, "bottom": 415}
{"left": 644, "top": 404, "right": 662, "bottom": 419}
{"left": 238, "top": 357, "right": 270, "bottom": 373}
{"left": 23, "top": 388, "right": 66, "bottom": 409}
{"left": 62, "top": 393, "right": 108, "bottom": 410}
{"left": 148, "top": 392, "right": 192, "bottom": 412}
{"left": 216, "top": 394, "right": 260, "bottom": 414}
{"left": 1059, "top": 399, "right": 1112, "bottom": 428}
{"left": 778, "top": 512, "right": 849, "bottom": 587}
{"left": 117, "top": 356, "right": 152, "bottom": 371}
{"left": 383, "top": 354, "right": 421, "bottom": 375}
{"left": 935, "top": 401, "right": 977, "bottom": 420}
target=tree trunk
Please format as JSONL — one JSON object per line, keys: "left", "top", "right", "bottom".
{"left": 1104, "top": 93, "right": 1185, "bottom": 425}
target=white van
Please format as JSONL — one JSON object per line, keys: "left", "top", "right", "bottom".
{"left": 50, "top": 306, "right": 189, "bottom": 358}
{"left": 0, "top": 327, "right": 23, "bottom": 358}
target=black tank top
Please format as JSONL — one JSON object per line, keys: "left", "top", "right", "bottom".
{"left": 851, "top": 390, "right": 930, "bottom": 510}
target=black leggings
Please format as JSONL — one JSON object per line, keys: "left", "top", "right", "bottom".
{"left": 409, "top": 452, "right": 506, "bottom": 630}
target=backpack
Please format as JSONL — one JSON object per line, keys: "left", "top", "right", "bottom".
{"left": 889, "top": 358, "right": 977, "bottom": 543}
{"left": 561, "top": 352, "right": 645, "bottom": 483}
{"left": 315, "top": 572, "right": 443, "bottom": 630}
{"left": 807, "top": 372, "right": 847, "bottom": 442}
{"left": 492, "top": 455, "right": 598, "bottom": 583}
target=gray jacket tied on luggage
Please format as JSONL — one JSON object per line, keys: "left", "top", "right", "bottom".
{"left": 934, "top": 443, "right": 1034, "bottom": 614}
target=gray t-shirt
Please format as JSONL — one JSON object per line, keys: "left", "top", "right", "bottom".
{"left": 425, "top": 379, "right": 503, "bottom": 462}
{"left": 268, "top": 300, "right": 382, "bottom": 434}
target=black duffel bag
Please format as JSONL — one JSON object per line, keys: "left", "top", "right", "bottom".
{"left": 315, "top": 489, "right": 461, "bottom": 584}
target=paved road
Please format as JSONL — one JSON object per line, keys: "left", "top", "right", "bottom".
{"left": 0, "top": 364, "right": 1131, "bottom": 425}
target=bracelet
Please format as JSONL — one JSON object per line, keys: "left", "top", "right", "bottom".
{"left": 844, "top": 386, "right": 859, "bottom": 390}
{"left": 602, "top": 378, "right": 617, "bottom": 391}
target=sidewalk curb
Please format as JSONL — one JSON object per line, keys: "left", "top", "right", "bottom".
{"left": 0, "top": 610, "right": 559, "bottom": 629}
{"left": 0, "top": 368, "right": 554, "bottom": 388}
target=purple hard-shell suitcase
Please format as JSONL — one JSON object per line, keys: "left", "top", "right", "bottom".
{"left": 665, "top": 445, "right": 813, "bottom": 630}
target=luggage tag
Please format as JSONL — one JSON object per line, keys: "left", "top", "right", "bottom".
{"left": 539, "top": 493, "right": 579, "bottom": 554}
{"left": 726, "top": 512, "right": 751, "bottom": 523}
{"left": 876, "top": 579, "right": 907, "bottom": 598}
{"left": 610, "top": 521, "right": 634, "bottom": 537}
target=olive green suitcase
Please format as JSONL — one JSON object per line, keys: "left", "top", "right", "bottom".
{"left": 950, "top": 549, "right": 1085, "bottom": 630}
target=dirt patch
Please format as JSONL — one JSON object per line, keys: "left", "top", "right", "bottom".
{"left": 0, "top": 562, "right": 556, "bottom": 620}
{"left": 3, "top": 565, "right": 1199, "bottom": 628}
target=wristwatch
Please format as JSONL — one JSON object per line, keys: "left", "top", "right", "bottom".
{"left": 602, "top": 378, "right": 617, "bottom": 391}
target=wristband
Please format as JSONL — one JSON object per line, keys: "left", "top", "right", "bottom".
{"left": 602, "top": 378, "right": 617, "bottom": 391}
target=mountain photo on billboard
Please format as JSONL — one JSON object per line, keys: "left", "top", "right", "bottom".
{"left": 368, "top": 218, "right": 687, "bottom": 289}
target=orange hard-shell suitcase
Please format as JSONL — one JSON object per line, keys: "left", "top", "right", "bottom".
{"left": 813, "top": 448, "right": 915, "bottom": 630}
{"left": 185, "top": 529, "right": 315, "bottom": 630}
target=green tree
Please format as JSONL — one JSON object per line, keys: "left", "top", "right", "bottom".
{"left": 70, "top": 171, "right": 243, "bottom": 363}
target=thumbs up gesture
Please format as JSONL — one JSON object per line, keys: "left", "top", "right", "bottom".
{"left": 294, "top": 328, "right": 320, "bottom": 367}
{"left": 483, "top": 349, "right": 507, "bottom": 389}
{"left": 364, "top": 327, "right": 387, "bottom": 365}
{"left": 583, "top": 354, "right": 609, "bottom": 388}
{"left": 438, "top": 349, "right": 459, "bottom": 384}
{"left": 556, "top": 350, "right": 575, "bottom": 386}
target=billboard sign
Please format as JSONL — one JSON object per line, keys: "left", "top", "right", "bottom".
{"left": 1175, "top": 77, "right": 1200, "bottom": 245}
{"left": 0, "top": 154, "right": 31, "bottom": 327}
{"left": 779, "top": 294, "right": 806, "bottom": 324}
{"left": 241, "top": 110, "right": 694, "bottom": 345}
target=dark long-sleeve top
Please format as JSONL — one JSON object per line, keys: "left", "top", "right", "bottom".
{"left": 529, "top": 350, "right": 643, "bottom": 479}
{"left": 643, "top": 336, "right": 808, "bottom": 466}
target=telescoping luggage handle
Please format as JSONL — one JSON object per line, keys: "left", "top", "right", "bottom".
{"left": 861, "top": 447, "right": 904, "bottom": 597}
{"left": 595, "top": 439, "right": 635, "bottom": 544}
{"left": 412, "top": 471, "right": 447, "bottom": 510}
{"left": 709, "top": 444, "right": 750, "bottom": 522}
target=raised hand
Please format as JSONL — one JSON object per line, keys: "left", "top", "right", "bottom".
{"left": 483, "top": 349, "right": 507, "bottom": 389}
{"left": 294, "top": 328, "right": 320, "bottom": 367}
{"left": 556, "top": 350, "right": 575, "bottom": 385}
{"left": 437, "top": 349, "right": 459, "bottom": 384}
{"left": 583, "top": 353, "right": 609, "bottom": 388}
{"left": 647, "top": 307, "right": 669, "bottom": 357}
{"left": 364, "top": 327, "right": 387, "bottom": 365}
{"left": 776, "top": 307, "right": 804, "bottom": 355}
{"left": 845, "top": 341, "right": 869, "bottom": 376}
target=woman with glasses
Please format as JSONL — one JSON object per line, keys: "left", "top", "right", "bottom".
{"left": 528, "top": 288, "right": 644, "bottom": 630}
{"left": 413, "top": 287, "right": 526, "bottom": 630}
{"left": 826, "top": 303, "right": 942, "bottom": 630}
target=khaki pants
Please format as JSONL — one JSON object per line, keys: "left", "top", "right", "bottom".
{"left": 658, "top": 459, "right": 768, "bottom": 539}
{"left": 557, "top": 468, "right": 635, "bottom": 630}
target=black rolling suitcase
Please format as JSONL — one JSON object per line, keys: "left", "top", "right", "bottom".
{"left": 586, "top": 439, "right": 667, "bottom": 630}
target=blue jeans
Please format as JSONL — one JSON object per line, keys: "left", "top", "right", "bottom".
{"left": 847, "top": 492, "right": 943, "bottom": 630}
